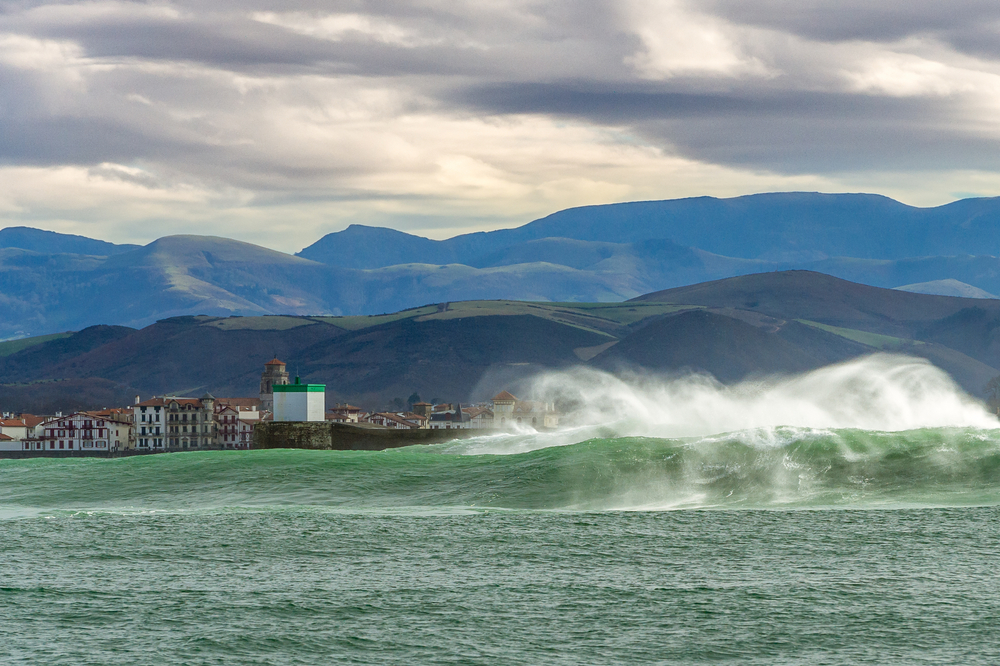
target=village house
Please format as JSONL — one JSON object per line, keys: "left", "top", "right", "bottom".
{"left": 464, "top": 406, "right": 494, "bottom": 429}
{"left": 40, "top": 411, "right": 133, "bottom": 452}
{"left": 133, "top": 397, "right": 169, "bottom": 450}
{"left": 327, "top": 404, "right": 363, "bottom": 423}
{"left": 0, "top": 415, "right": 46, "bottom": 451}
{"left": 215, "top": 401, "right": 261, "bottom": 449}
{"left": 488, "top": 391, "right": 559, "bottom": 429}
{"left": 0, "top": 433, "right": 20, "bottom": 451}
{"left": 164, "top": 395, "right": 217, "bottom": 449}
{"left": 429, "top": 404, "right": 473, "bottom": 430}
{"left": 0, "top": 418, "right": 29, "bottom": 441}
{"left": 368, "top": 412, "right": 423, "bottom": 429}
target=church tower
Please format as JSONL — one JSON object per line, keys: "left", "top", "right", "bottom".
{"left": 260, "top": 358, "right": 290, "bottom": 412}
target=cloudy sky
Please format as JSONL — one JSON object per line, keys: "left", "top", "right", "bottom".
{"left": 3, "top": 0, "right": 1000, "bottom": 252}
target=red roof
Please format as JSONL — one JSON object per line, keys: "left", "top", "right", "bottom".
{"left": 216, "top": 397, "right": 261, "bottom": 408}
{"left": 136, "top": 398, "right": 168, "bottom": 407}
{"left": 265, "top": 358, "right": 285, "bottom": 366}
{"left": 0, "top": 419, "right": 26, "bottom": 427}
{"left": 168, "top": 398, "right": 203, "bottom": 407}
{"left": 20, "top": 415, "right": 44, "bottom": 427}
{"left": 492, "top": 390, "right": 518, "bottom": 402}
{"left": 0, "top": 433, "right": 12, "bottom": 441}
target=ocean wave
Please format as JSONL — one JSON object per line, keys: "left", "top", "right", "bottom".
{"left": 3, "top": 427, "right": 1000, "bottom": 514}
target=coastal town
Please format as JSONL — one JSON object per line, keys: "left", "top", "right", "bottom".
{"left": 0, "top": 358, "right": 558, "bottom": 455}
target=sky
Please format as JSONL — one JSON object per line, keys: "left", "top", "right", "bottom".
{"left": 3, "top": 1, "right": 1000, "bottom": 253}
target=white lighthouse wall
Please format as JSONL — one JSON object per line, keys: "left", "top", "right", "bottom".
{"left": 273, "top": 391, "right": 325, "bottom": 422}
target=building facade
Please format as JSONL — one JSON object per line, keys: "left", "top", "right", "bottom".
{"left": 134, "top": 398, "right": 169, "bottom": 450}
{"left": 40, "top": 412, "right": 133, "bottom": 452}
{"left": 215, "top": 403, "right": 261, "bottom": 449}
{"left": 165, "top": 395, "right": 217, "bottom": 449}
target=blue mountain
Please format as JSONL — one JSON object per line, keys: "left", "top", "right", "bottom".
{"left": 298, "top": 192, "right": 1000, "bottom": 267}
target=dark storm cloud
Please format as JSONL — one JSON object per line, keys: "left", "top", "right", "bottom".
{"left": 450, "top": 83, "right": 921, "bottom": 121}
{"left": 1, "top": 0, "right": 999, "bottom": 205}
{"left": 449, "top": 81, "right": 1000, "bottom": 173}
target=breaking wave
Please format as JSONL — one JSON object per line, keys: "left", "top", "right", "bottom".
{"left": 2, "top": 355, "right": 999, "bottom": 515}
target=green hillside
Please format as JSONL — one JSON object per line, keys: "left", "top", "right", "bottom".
{"left": 3, "top": 271, "right": 1000, "bottom": 412}
{"left": 0, "top": 332, "right": 72, "bottom": 357}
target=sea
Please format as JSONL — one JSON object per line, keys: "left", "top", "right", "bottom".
{"left": 3, "top": 355, "right": 1000, "bottom": 665}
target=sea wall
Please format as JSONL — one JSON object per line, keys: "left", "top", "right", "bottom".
{"left": 0, "top": 450, "right": 163, "bottom": 459}
{"left": 252, "top": 422, "right": 479, "bottom": 451}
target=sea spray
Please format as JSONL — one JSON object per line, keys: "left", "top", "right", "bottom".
{"left": 507, "top": 354, "right": 997, "bottom": 444}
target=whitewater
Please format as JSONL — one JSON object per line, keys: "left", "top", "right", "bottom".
{"left": 3, "top": 354, "right": 1000, "bottom": 664}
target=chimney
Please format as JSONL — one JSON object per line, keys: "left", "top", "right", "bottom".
{"left": 135, "top": 395, "right": 140, "bottom": 405}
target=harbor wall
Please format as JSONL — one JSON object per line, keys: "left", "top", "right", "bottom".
{"left": 252, "top": 422, "right": 479, "bottom": 451}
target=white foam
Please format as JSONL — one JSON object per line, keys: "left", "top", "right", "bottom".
{"left": 452, "top": 354, "right": 999, "bottom": 455}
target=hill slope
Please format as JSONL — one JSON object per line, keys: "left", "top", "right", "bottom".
{"left": 4, "top": 272, "right": 1000, "bottom": 413}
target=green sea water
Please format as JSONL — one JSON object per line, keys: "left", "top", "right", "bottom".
{"left": 3, "top": 425, "right": 1000, "bottom": 665}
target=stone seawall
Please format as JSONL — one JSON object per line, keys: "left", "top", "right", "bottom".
{"left": 0, "top": 450, "right": 164, "bottom": 459}
{"left": 252, "top": 422, "right": 480, "bottom": 451}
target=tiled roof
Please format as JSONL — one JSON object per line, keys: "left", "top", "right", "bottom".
{"left": 464, "top": 407, "right": 493, "bottom": 418}
{"left": 0, "top": 419, "right": 26, "bottom": 427}
{"left": 216, "top": 397, "right": 261, "bottom": 408}
{"left": 265, "top": 358, "right": 285, "bottom": 366}
{"left": 372, "top": 412, "right": 419, "bottom": 428}
{"left": 492, "top": 390, "right": 517, "bottom": 402}
{"left": 0, "top": 433, "right": 12, "bottom": 441}
{"left": 136, "top": 398, "right": 168, "bottom": 407}
{"left": 20, "top": 415, "right": 44, "bottom": 427}
{"left": 168, "top": 398, "right": 203, "bottom": 407}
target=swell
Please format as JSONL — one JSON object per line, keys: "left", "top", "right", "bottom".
{"left": 3, "top": 426, "right": 1000, "bottom": 515}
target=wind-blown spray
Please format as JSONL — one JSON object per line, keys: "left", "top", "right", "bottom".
{"left": 456, "top": 354, "right": 997, "bottom": 454}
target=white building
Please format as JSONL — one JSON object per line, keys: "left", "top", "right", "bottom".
{"left": 0, "top": 433, "right": 23, "bottom": 451}
{"left": 41, "top": 412, "right": 132, "bottom": 452}
{"left": 0, "top": 418, "right": 29, "bottom": 441}
{"left": 134, "top": 397, "right": 169, "bottom": 450}
{"left": 273, "top": 380, "right": 326, "bottom": 422}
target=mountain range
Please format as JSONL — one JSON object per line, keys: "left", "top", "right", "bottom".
{"left": 3, "top": 271, "right": 1000, "bottom": 413}
{"left": 4, "top": 192, "right": 1000, "bottom": 340}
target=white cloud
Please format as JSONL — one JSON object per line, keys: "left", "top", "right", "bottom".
{"left": 252, "top": 11, "right": 430, "bottom": 47}
{"left": 623, "top": 0, "right": 773, "bottom": 78}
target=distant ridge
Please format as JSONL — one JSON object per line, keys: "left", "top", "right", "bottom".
{"left": 297, "top": 192, "right": 1000, "bottom": 267}
{"left": 8, "top": 192, "right": 1000, "bottom": 338}
{"left": 0, "top": 226, "right": 138, "bottom": 256}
